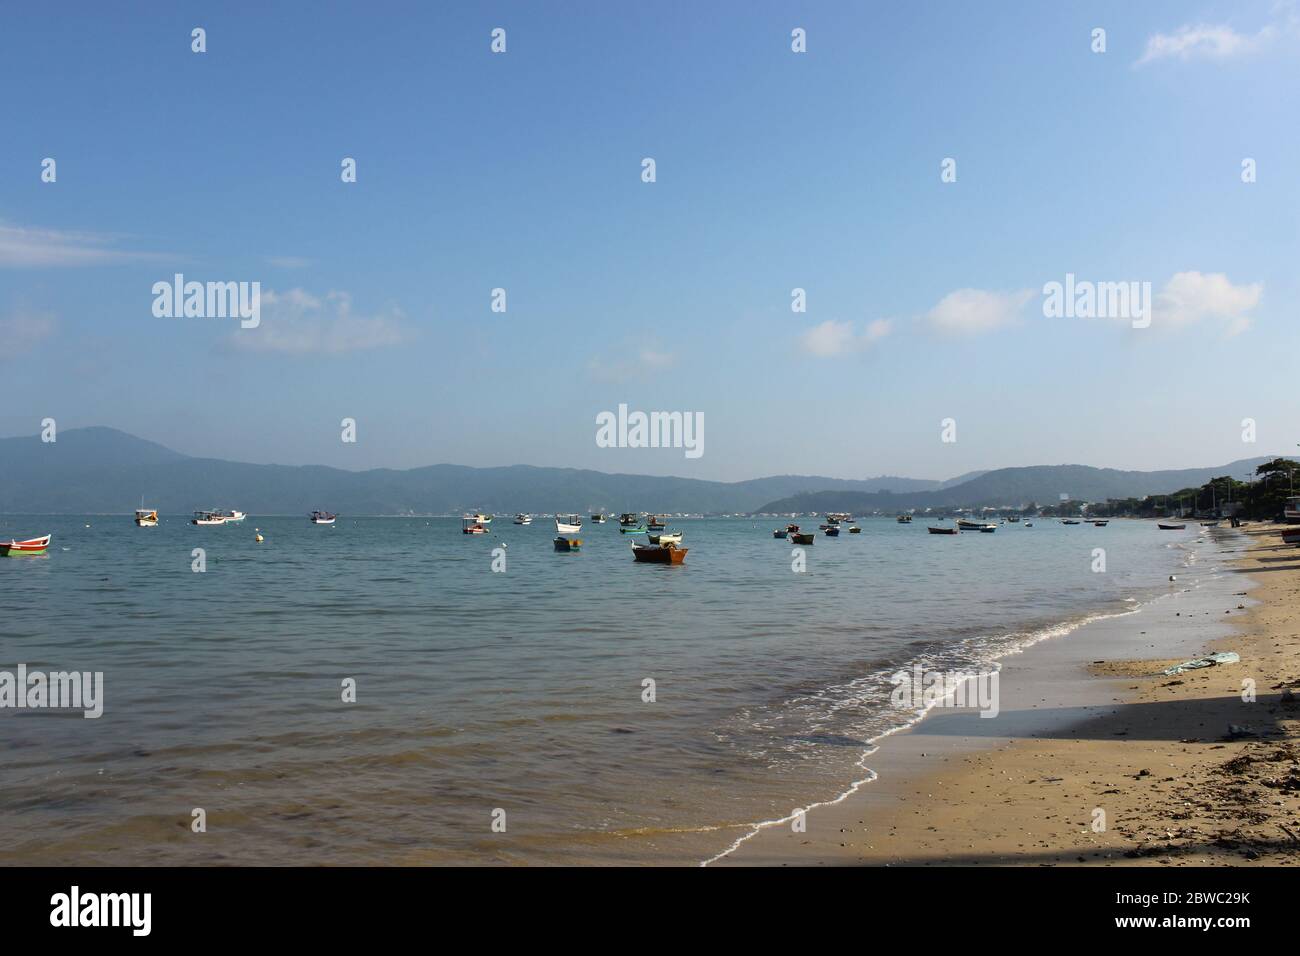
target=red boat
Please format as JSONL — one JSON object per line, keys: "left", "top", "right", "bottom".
{"left": 631, "top": 542, "right": 688, "bottom": 564}
{"left": 1, "top": 534, "right": 51, "bottom": 556}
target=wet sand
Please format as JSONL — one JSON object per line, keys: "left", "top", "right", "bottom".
{"left": 718, "top": 523, "right": 1300, "bottom": 866}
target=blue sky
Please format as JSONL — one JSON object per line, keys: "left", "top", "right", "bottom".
{"left": 1, "top": 1, "right": 1297, "bottom": 481}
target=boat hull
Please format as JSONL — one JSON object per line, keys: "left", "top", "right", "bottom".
{"left": 1, "top": 534, "right": 51, "bottom": 556}
{"left": 790, "top": 533, "right": 815, "bottom": 545}
{"left": 632, "top": 544, "right": 688, "bottom": 564}
{"left": 554, "top": 536, "right": 582, "bottom": 551}
{"left": 928, "top": 526, "right": 958, "bottom": 535}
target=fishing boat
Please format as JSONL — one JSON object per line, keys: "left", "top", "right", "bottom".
{"left": 553, "top": 536, "right": 582, "bottom": 552}
{"left": 928, "top": 526, "right": 958, "bottom": 535}
{"left": 471, "top": 513, "right": 493, "bottom": 525}
{"left": 134, "top": 508, "right": 158, "bottom": 527}
{"left": 631, "top": 541, "right": 688, "bottom": 564}
{"left": 790, "top": 531, "right": 815, "bottom": 545}
{"left": 956, "top": 518, "right": 984, "bottom": 531}
{"left": 848, "top": 525, "right": 861, "bottom": 533}
{"left": 646, "top": 515, "right": 667, "bottom": 531}
{"left": 825, "top": 513, "right": 851, "bottom": 525}
{"left": 618, "top": 513, "right": 639, "bottom": 527}
{"left": 1007, "top": 515, "right": 1020, "bottom": 523}
{"left": 555, "top": 514, "right": 583, "bottom": 534}
{"left": 513, "top": 513, "right": 532, "bottom": 525}
{"left": 192, "top": 511, "right": 227, "bottom": 526}
{"left": 1092, "top": 519, "right": 1109, "bottom": 527}
{"left": 215, "top": 509, "right": 246, "bottom": 524}
{"left": 0, "top": 534, "right": 51, "bottom": 556}
{"left": 1199, "top": 520, "right": 1219, "bottom": 528}
{"left": 590, "top": 513, "right": 607, "bottom": 523}
{"left": 619, "top": 524, "right": 648, "bottom": 534}
{"left": 897, "top": 514, "right": 912, "bottom": 524}
{"left": 310, "top": 511, "right": 337, "bottom": 525}
{"left": 462, "top": 516, "right": 489, "bottom": 534}
{"left": 647, "top": 531, "right": 682, "bottom": 545}
{"left": 823, "top": 526, "right": 840, "bottom": 537}
{"left": 772, "top": 528, "right": 788, "bottom": 539}
{"left": 1024, "top": 521, "right": 1034, "bottom": 527}
{"left": 1061, "top": 519, "right": 1082, "bottom": 525}
{"left": 1157, "top": 522, "right": 1186, "bottom": 530}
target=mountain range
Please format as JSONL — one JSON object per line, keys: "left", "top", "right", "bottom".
{"left": 0, "top": 427, "right": 1277, "bottom": 516}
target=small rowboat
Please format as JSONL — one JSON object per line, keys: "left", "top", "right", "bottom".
{"left": 310, "top": 511, "right": 337, "bottom": 525}
{"left": 648, "top": 531, "right": 682, "bottom": 545}
{"left": 554, "top": 536, "right": 582, "bottom": 551}
{"left": 823, "top": 526, "right": 840, "bottom": 537}
{"left": 928, "top": 526, "right": 958, "bottom": 535}
{"left": 632, "top": 541, "right": 688, "bottom": 564}
{"left": 619, "top": 525, "right": 648, "bottom": 535}
{"left": 772, "top": 528, "right": 788, "bottom": 539}
{"left": 848, "top": 525, "right": 861, "bottom": 533}
{"left": 1092, "top": 520, "right": 1109, "bottom": 527}
{"left": 646, "top": 516, "right": 668, "bottom": 531}
{"left": 790, "top": 532, "right": 815, "bottom": 545}
{"left": 1061, "top": 519, "right": 1081, "bottom": 525}
{"left": 1, "top": 534, "right": 51, "bottom": 556}
{"left": 1157, "top": 522, "right": 1186, "bottom": 530}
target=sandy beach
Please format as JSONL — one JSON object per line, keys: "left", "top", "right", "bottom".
{"left": 718, "top": 523, "right": 1300, "bottom": 866}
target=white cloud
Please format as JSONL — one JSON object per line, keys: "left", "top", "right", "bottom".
{"left": 925, "top": 288, "right": 1033, "bottom": 335}
{"left": 1153, "top": 271, "right": 1261, "bottom": 334}
{"left": 0, "top": 310, "right": 57, "bottom": 359}
{"left": 1136, "top": 5, "right": 1298, "bottom": 66}
{"left": 0, "top": 221, "right": 166, "bottom": 268}
{"left": 799, "top": 318, "right": 892, "bottom": 357}
{"left": 230, "top": 289, "right": 412, "bottom": 354}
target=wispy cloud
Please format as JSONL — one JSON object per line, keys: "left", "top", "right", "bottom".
{"left": 230, "top": 289, "right": 412, "bottom": 354}
{"left": 1136, "top": 6, "right": 1297, "bottom": 65}
{"left": 0, "top": 221, "right": 168, "bottom": 268}
{"left": 1153, "top": 271, "right": 1261, "bottom": 336}
{"left": 925, "top": 288, "right": 1033, "bottom": 335}
{"left": 0, "top": 309, "right": 57, "bottom": 359}
{"left": 799, "top": 318, "right": 892, "bottom": 357}
{"left": 587, "top": 346, "right": 678, "bottom": 383}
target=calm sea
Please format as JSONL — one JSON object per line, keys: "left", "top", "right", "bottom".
{"left": 0, "top": 514, "right": 1202, "bottom": 865}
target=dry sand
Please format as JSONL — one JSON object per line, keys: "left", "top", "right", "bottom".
{"left": 718, "top": 523, "right": 1300, "bottom": 866}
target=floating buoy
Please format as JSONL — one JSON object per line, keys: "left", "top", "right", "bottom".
{"left": 1169, "top": 575, "right": 1176, "bottom": 581}
{"left": 255, "top": 528, "right": 264, "bottom": 543}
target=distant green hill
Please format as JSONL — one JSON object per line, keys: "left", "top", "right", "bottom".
{"left": 0, "top": 427, "right": 940, "bottom": 515}
{"left": 755, "top": 460, "right": 1281, "bottom": 514}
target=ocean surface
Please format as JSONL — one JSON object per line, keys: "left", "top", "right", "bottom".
{"left": 0, "top": 514, "right": 1207, "bottom": 865}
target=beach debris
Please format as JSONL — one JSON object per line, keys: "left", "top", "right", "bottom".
{"left": 1283, "top": 688, "right": 1299, "bottom": 706}
{"left": 1161, "top": 652, "right": 1241, "bottom": 676}
{"left": 1227, "top": 725, "right": 1258, "bottom": 740}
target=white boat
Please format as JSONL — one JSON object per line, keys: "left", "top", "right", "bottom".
{"left": 310, "top": 511, "right": 337, "bottom": 525}
{"left": 647, "top": 531, "right": 682, "bottom": 545}
{"left": 555, "top": 514, "right": 583, "bottom": 534}
{"left": 192, "top": 511, "right": 227, "bottom": 526}
{"left": 134, "top": 508, "right": 158, "bottom": 527}
{"left": 472, "top": 513, "right": 493, "bottom": 525}
{"left": 513, "top": 513, "right": 532, "bottom": 525}
{"left": 215, "top": 509, "right": 246, "bottom": 523}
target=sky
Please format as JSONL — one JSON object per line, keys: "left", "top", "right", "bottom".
{"left": 1, "top": 1, "right": 1297, "bottom": 481}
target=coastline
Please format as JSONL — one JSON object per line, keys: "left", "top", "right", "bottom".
{"left": 715, "top": 524, "right": 1300, "bottom": 866}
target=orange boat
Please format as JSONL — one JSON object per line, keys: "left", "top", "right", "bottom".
{"left": 631, "top": 541, "right": 688, "bottom": 564}
{"left": 1, "top": 534, "right": 51, "bottom": 556}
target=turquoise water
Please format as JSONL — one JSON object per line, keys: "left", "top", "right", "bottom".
{"left": 0, "top": 514, "right": 1199, "bottom": 864}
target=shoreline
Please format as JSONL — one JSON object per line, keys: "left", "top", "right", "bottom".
{"left": 716, "top": 524, "right": 1300, "bottom": 866}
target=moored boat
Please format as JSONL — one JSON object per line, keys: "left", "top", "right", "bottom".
{"left": 0, "top": 534, "right": 51, "bottom": 556}
{"left": 823, "top": 526, "right": 840, "bottom": 537}
{"left": 928, "top": 526, "right": 958, "bottom": 535}
{"left": 462, "top": 516, "right": 489, "bottom": 534}
{"left": 619, "top": 524, "right": 648, "bottom": 534}
{"left": 1061, "top": 519, "right": 1081, "bottom": 525}
{"left": 590, "top": 513, "right": 607, "bottom": 523}
{"left": 215, "top": 509, "right": 246, "bottom": 523}
{"left": 631, "top": 541, "right": 688, "bottom": 564}
{"left": 848, "top": 525, "right": 861, "bottom": 533}
{"left": 897, "top": 514, "right": 913, "bottom": 524}
{"left": 310, "top": 511, "right": 337, "bottom": 525}
{"left": 192, "top": 510, "right": 227, "bottom": 526}
{"left": 648, "top": 531, "right": 682, "bottom": 545}
{"left": 618, "top": 513, "right": 639, "bottom": 527}
{"left": 553, "top": 536, "right": 582, "bottom": 551}
{"left": 555, "top": 514, "right": 583, "bottom": 534}
{"left": 513, "top": 513, "right": 532, "bottom": 525}
{"left": 790, "top": 531, "right": 815, "bottom": 545}
{"left": 979, "top": 526, "right": 996, "bottom": 533}
{"left": 1092, "top": 520, "right": 1109, "bottom": 527}
{"left": 134, "top": 508, "right": 158, "bottom": 527}
{"left": 1157, "top": 522, "right": 1187, "bottom": 530}
{"left": 646, "top": 515, "right": 667, "bottom": 531}
{"left": 772, "top": 528, "right": 788, "bottom": 539}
